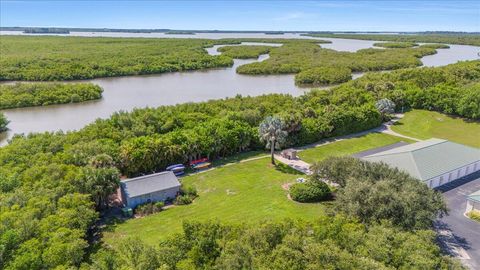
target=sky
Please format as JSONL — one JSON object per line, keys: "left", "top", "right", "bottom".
{"left": 1, "top": 1, "right": 479, "bottom": 32}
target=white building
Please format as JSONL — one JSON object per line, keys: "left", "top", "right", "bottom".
{"left": 120, "top": 171, "right": 181, "bottom": 208}
{"left": 362, "top": 138, "right": 480, "bottom": 188}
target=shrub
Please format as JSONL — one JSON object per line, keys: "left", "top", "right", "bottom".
{"left": 135, "top": 201, "right": 164, "bottom": 216}
{"left": 180, "top": 185, "right": 198, "bottom": 197}
{"left": 467, "top": 210, "right": 480, "bottom": 222}
{"left": 174, "top": 185, "right": 198, "bottom": 205}
{"left": 0, "top": 113, "right": 9, "bottom": 132}
{"left": 175, "top": 195, "right": 193, "bottom": 205}
{"left": 290, "top": 180, "right": 331, "bottom": 203}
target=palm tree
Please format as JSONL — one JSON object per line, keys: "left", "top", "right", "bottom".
{"left": 259, "top": 116, "right": 288, "bottom": 165}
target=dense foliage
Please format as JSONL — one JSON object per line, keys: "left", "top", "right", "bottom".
{"left": 311, "top": 156, "right": 447, "bottom": 230}
{"left": 236, "top": 41, "right": 437, "bottom": 85}
{"left": 0, "top": 113, "right": 9, "bottom": 132}
{"left": 90, "top": 218, "right": 463, "bottom": 270}
{"left": 303, "top": 33, "right": 480, "bottom": 46}
{"left": 419, "top": 43, "right": 450, "bottom": 49}
{"left": 0, "top": 36, "right": 325, "bottom": 81}
{"left": 217, "top": 45, "right": 274, "bottom": 59}
{"left": 0, "top": 83, "right": 103, "bottom": 109}
{"left": 295, "top": 66, "right": 352, "bottom": 86}
{"left": 342, "top": 60, "right": 480, "bottom": 119}
{"left": 0, "top": 36, "right": 235, "bottom": 81}
{"left": 0, "top": 85, "right": 383, "bottom": 268}
{"left": 289, "top": 180, "right": 331, "bottom": 203}
{"left": 0, "top": 58, "right": 477, "bottom": 268}
{"left": 374, "top": 42, "right": 418, "bottom": 48}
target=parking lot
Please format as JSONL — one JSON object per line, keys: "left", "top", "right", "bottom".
{"left": 436, "top": 172, "right": 480, "bottom": 269}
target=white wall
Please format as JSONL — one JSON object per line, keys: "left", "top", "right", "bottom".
{"left": 466, "top": 200, "right": 479, "bottom": 213}
{"left": 427, "top": 161, "right": 480, "bottom": 188}
{"left": 126, "top": 186, "right": 180, "bottom": 208}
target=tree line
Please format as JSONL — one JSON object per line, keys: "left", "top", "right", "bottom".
{"left": 303, "top": 33, "right": 480, "bottom": 46}
{"left": 88, "top": 217, "right": 463, "bottom": 270}
{"left": 0, "top": 83, "right": 103, "bottom": 109}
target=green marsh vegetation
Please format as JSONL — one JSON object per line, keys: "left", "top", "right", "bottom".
{"left": 303, "top": 32, "right": 480, "bottom": 46}
{"left": 419, "top": 43, "right": 451, "bottom": 49}
{"left": 374, "top": 42, "right": 418, "bottom": 48}
{"left": 0, "top": 36, "right": 235, "bottom": 81}
{"left": 235, "top": 41, "right": 438, "bottom": 85}
{"left": 217, "top": 45, "right": 275, "bottom": 59}
{"left": 295, "top": 66, "right": 352, "bottom": 86}
{"left": 0, "top": 83, "right": 103, "bottom": 109}
{"left": 0, "top": 36, "right": 324, "bottom": 81}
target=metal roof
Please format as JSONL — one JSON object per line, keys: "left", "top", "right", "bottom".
{"left": 468, "top": 190, "right": 480, "bottom": 203}
{"left": 362, "top": 138, "right": 480, "bottom": 181}
{"left": 121, "top": 171, "right": 181, "bottom": 198}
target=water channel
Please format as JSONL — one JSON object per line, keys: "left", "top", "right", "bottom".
{"left": 0, "top": 31, "right": 478, "bottom": 144}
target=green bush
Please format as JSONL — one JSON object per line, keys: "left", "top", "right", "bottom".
{"left": 0, "top": 113, "right": 9, "bottom": 132}
{"left": 467, "top": 210, "right": 480, "bottom": 222}
{"left": 175, "top": 195, "right": 193, "bottom": 205}
{"left": 290, "top": 180, "right": 331, "bottom": 203}
{"left": 295, "top": 66, "right": 352, "bottom": 86}
{"left": 181, "top": 185, "right": 198, "bottom": 197}
{"left": 135, "top": 201, "right": 164, "bottom": 216}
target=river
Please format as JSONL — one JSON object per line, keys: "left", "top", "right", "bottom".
{"left": 0, "top": 32, "right": 479, "bottom": 144}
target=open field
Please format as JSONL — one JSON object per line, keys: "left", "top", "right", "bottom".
{"left": 392, "top": 110, "right": 480, "bottom": 147}
{"left": 104, "top": 156, "right": 326, "bottom": 245}
{"left": 298, "top": 133, "right": 414, "bottom": 164}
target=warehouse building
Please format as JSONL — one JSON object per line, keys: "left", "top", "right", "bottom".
{"left": 362, "top": 138, "right": 480, "bottom": 188}
{"left": 120, "top": 171, "right": 181, "bottom": 208}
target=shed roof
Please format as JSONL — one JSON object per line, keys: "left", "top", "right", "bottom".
{"left": 362, "top": 138, "right": 480, "bottom": 181}
{"left": 468, "top": 190, "right": 480, "bottom": 203}
{"left": 121, "top": 171, "right": 181, "bottom": 198}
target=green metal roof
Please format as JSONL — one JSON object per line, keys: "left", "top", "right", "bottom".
{"left": 362, "top": 138, "right": 480, "bottom": 181}
{"left": 468, "top": 190, "right": 480, "bottom": 203}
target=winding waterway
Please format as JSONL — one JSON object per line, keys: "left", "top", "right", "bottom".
{"left": 0, "top": 32, "right": 479, "bottom": 144}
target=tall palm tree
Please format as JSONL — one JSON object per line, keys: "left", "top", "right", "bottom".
{"left": 259, "top": 116, "right": 288, "bottom": 165}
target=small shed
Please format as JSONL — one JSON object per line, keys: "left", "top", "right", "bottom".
{"left": 466, "top": 190, "right": 480, "bottom": 213}
{"left": 281, "top": 149, "right": 298, "bottom": 160}
{"left": 120, "top": 171, "right": 181, "bottom": 209}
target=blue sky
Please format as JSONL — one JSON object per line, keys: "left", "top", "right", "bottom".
{"left": 1, "top": 1, "right": 479, "bottom": 32}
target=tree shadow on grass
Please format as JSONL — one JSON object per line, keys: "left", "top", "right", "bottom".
{"left": 212, "top": 150, "right": 267, "bottom": 167}
{"left": 274, "top": 162, "right": 305, "bottom": 175}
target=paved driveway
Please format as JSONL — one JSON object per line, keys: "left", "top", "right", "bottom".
{"left": 435, "top": 172, "right": 480, "bottom": 270}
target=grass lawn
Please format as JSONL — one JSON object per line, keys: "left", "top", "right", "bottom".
{"left": 297, "top": 133, "right": 414, "bottom": 164}
{"left": 104, "top": 156, "right": 326, "bottom": 246}
{"left": 392, "top": 110, "right": 480, "bottom": 148}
